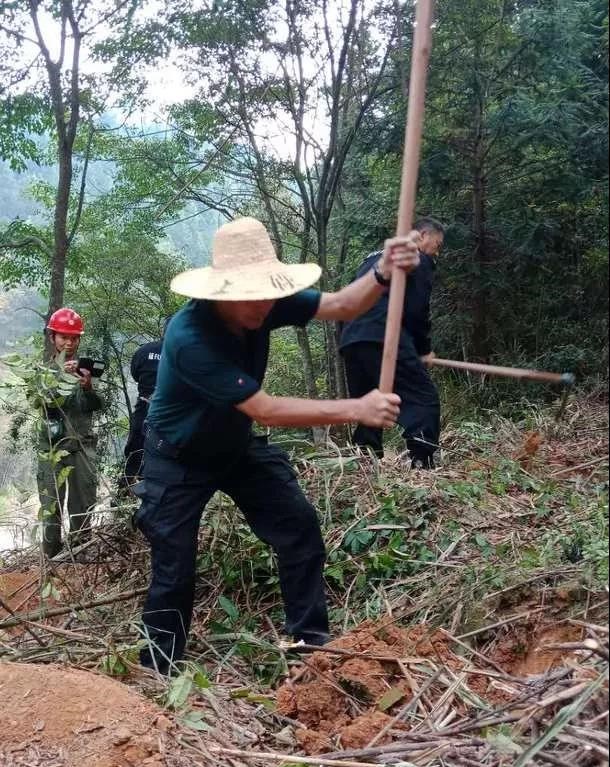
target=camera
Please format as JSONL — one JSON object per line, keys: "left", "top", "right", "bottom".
{"left": 77, "top": 357, "right": 106, "bottom": 378}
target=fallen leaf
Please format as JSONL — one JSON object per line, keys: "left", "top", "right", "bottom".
{"left": 378, "top": 686, "right": 407, "bottom": 712}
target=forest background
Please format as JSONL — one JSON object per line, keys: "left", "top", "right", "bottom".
{"left": 0, "top": 0, "right": 608, "bottom": 500}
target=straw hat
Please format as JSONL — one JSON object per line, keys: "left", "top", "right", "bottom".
{"left": 171, "top": 217, "right": 321, "bottom": 301}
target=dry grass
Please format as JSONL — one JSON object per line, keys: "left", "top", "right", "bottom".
{"left": 0, "top": 396, "right": 608, "bottom": 766}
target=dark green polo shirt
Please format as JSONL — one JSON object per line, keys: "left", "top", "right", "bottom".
{"left": 147, "top": 290, "right": 321, "bottom": 457}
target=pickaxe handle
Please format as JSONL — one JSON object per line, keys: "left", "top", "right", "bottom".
{"left": 428, "top": 357, "right": 575, "bottom": 387}
{"left": 380, "top": 0, "right": 436, "bottom": 393}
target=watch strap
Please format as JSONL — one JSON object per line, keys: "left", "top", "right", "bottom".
{"left": 373, "top": 263, "right": 391, "bottom": 287}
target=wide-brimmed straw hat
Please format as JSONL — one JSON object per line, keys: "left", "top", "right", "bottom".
{"left": 171, "top": 217, "right": 321, "bottom": 301}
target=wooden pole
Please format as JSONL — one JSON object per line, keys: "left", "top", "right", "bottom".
{"left": 379, "top": 0, "right": 436, "bottom": 393}
{"left": 427, "top": 357, "right": 575, "bottom": 386}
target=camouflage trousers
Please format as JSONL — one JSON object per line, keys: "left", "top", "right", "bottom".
{"left": 37, "top": 446, "right": 97, "bottom": 558}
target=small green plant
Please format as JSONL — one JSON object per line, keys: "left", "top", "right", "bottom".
{"left": 164, "top": 662, "right": 211, "bottom": 711}
{"left": 41, "top": 579, "right": 61, "bottom": 601}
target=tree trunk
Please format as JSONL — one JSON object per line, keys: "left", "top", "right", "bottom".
{"left": 470, "top": 70, "right": 490, "bottom": 363}
{"left": 295, "top": 327, "right": 325, "bottom": 445}
{"left": 333, "top": 323, "right": 347, "bottom": 399}
{"left": 48, "top": 148, "right": 72, "bottom": 315}
{"left": 471, "top": 161, "right": 489, "bottom": 362}
{"left": 324, "top": 322, "right": 339, "bottom": 399}
{"left": 295, "top": 327, "right": 318, "bottom": 400}
{"left": 36, "top": 2, "right": 82, "bottom": 358}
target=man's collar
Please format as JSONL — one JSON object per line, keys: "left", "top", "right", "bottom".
{"left": 419, "top": 250, "right": 438, "bottom": 269}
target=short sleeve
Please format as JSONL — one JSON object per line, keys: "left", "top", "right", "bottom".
{"left": 175, "top": 344, "right": 260, "bottom": 407}
{"left": 355, "top": 252, "right": 381, "bottom": 279}
{"left": 268, "top": 289, "right": 322, "bottom": 330}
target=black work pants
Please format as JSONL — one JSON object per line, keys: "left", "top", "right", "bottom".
{"left": 343, "top": 340, "right": 440, "bottom": 460}
{"left": 135, "top": 432, "right": 329, "bottom": 672}
{"left": 120, "top": 403, "right": 148, "bottom": 489}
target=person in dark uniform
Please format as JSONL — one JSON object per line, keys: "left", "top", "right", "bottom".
{"left": 134, "top": 217, "right": 421, "bottom": 673}
{"left": 340, "top": 218, "right": 445, "bottom": 468}
{"left": 120, "top": 322, "right": 169, "bottom": 491}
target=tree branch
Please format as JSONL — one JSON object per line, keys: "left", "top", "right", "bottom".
{"left": 0, "top": 236, "right": 52, "bottom": 256}
{"left": 67, "top": 122, "right": 95, "bottom": 246}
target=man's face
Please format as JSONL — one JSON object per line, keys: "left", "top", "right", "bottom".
{"left": 228, "top": 299, "right": 277, "bottom": 331}
{"left": 53, "top": 332, "right": 81, "bottom": 359}
{"left": 419, "top": 230, "right": 444, "bottom": 257}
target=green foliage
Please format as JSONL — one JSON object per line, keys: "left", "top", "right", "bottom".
{"left": 99, "top": 642, "right": 142, "bottom": 678}
{"left": 0, "top": 95, "right": 52, "bottom": 171}
{"left": 186, "top": 400, "right": 607, "bottom": 687}
{"left": 0, "top": 220, "right": 52, "bottom": 288}
{"left": 164, "top": 663, "right": 212, "bottom": 711}
{"left": 343, "top": 0, "right": 609, "bottom": 385}
{"left": 41, "top": 579, "right": 60, "bottom": 600}
{"left": 1, "top": 349, "right": 76, "bottom": 416}
{"left": 2, "top": 0, "right": 607, "bottom": 407}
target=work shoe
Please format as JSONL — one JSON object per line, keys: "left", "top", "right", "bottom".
{"left": 411, "top": 455, "right": 436, "bottom": 470}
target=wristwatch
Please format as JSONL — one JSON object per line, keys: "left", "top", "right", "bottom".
{"left": 373, "top": 263, "right": 391, "bottom": 287}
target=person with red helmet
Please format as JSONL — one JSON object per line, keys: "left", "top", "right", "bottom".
{"left": 37, "top": 307, "right": 104, "bottom": 557}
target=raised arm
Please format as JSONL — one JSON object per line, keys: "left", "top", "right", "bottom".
{"left": 315, "top": 232, "right": 421, "bottom": 323}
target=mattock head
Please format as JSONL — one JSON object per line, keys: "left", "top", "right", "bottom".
{"left": 556, "top": 373, "right": 575, "bottom": 422}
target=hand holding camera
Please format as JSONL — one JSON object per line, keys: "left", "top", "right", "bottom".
{"left": 64, "top": 357, "right": 105, "bottom": 389}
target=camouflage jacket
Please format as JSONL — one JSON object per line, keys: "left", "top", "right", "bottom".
{"left": 39, "top": 362, "right": 104, "bottom": 453}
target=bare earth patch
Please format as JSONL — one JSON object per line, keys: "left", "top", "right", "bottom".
{"left": 0, "top": 662, "right": 173, "bottom": 767}
{"left": 277, "top": 617, "right": 598, "bottom": 756}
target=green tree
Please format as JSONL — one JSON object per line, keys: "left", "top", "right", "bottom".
{"left": 111, "top": 0, "right": 401, "bottom": 398}
{"left": 0, "top": 0, "right": 143, "bottom": 325}
{"left": 343, "top": 0, "right": 608, "bottom": 377}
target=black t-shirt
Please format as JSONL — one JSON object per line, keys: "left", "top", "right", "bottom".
{"left": 339, "top": 251, "right": 436, "bottom": 356}
{"left": 130, "top": 340, "right": 163, "bottom": 400}
{"left": 147, "top": 290, "right": 321, "bottom": 458}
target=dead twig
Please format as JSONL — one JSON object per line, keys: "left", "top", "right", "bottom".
{"left": 455, "top": 607, "right": 546, "bottom": 640}
{"left": 210, "top": 747, "right": 382, "bottom": 767}
{"left": 0, "top": 594, "right": 47, "bottom": 647}
{"left": 0, "top": 587, "right": 147, "bottom": 630}
{"left": 543, "top": 639, "right": 610, "bottom": 662}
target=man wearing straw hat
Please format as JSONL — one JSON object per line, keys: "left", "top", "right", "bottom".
{"left": 135, "top": 217, "right": 420, "bottom": 673}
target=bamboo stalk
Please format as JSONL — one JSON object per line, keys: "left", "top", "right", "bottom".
{"left": 282, "top": 641, "right": 427, "bottom": 665}
{"left": 210, "top": 748, "right": 381, "bottom": 767}
{"left": 455, "top": 607, "right": 546, "bottom": 640}
{"left": 0, "top": 587, "right": 147, "bottom": 630}
{"left": 549, "top": 456, "right": 608, "bottom": 478}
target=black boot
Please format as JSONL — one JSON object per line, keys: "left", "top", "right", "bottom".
{"left": 411, "top": 454, "right": 436, "bottom": 470}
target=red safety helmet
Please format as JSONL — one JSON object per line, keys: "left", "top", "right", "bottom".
{"left": 46, "top": 308, "right": 85, "bottom": 336}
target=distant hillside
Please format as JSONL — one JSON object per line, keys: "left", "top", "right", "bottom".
{"left": 0, "top": 289, "right": 44, "bottom": 355}
{"left": 0, "top": 148, "right": 224, "bottom": 350}
{"left": 0, "top": 157, "right": 220, "bottom": 267}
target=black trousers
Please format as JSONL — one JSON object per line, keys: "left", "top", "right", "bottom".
{"left": 134, "top": 432, "right": 329, "bottom": 672}
{"left": 120, "top": 403, "right": 148, "bottom": 489}
{"left": 343, "top": 340, "right": 440, "bottom": 460}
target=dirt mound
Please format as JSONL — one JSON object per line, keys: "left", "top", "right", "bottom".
{"left": 0, "top": 663, "right": 174, "bottom": 767}
{"left": 489, "top": 622, "right": 583, "bottom": 677}
{"left": 277, "top": 620, "right": 454, "bottom": 755}
{"left": 278, "top": 619, "right": 587, "bottom": 756}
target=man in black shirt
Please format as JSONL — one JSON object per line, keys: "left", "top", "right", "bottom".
{"left": 134, "top": 217, "right": 421, "bottom": 673}
{"left": 120, "top": 322, "right": 168, "bottom": 491}
{"left": 340, "top": 218, "right": 445, "bottom": 468}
